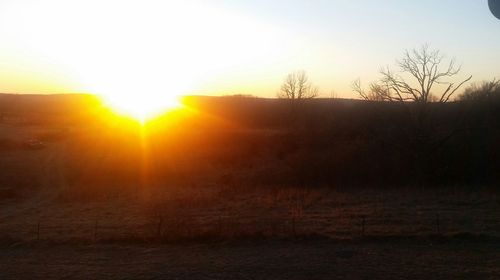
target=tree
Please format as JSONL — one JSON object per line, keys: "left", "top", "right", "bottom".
{"left": 352, "top": 79, "right": 384, "bottom": 101}
{"left": 353, "top": 44, "right": 472, "bottom": 103}
{"left": 278, "top": 71, "right": 318, "bottom": 101}
{"left": 459, "top": 78, "right": 500, "bottom": 101}
{"left": 352, "top": 45, "right": 473, "bottom": 185}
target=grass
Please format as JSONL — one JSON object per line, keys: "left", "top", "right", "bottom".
{"left": 0, "top": 111, "right": 498, "bottom": 244}
{"left": 2, "top": 235, "right": 499, "bottom": 279}
{"left": 1, "top": 184, "right": 498, "bottom": 243}
{"left": 0, "top": 96, "right": 499, "bottom": 278}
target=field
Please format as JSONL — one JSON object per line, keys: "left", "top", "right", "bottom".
{"left": 2, "top": 239, "right": 498, "bottom": 279}
{"left": 0, "top": 94, "right": 499, "bottom": 279}
{"left": 2, "top": 182, "right": 499, "bottom": 279}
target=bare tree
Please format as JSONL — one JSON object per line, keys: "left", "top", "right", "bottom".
{"left": 352, "top": 79, "right": 385, "bottom": 101}
{"left": 459, "top": 78, "right": 500, "bottom": 101}
{"left": 352, "top": 45, "right": 473, "bottom": 185}
{"left": 354, "top": 44, "right": 472, "bottom": 103}
{"left": 278, "top": 71, "right": 319, "bottom": 101}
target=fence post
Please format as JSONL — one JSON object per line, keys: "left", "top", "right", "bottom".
{"left": 435, "top": 213, "right": 440, "bottom": 235}
{"left": 157, "top": 214, "right": 163, "bottom": 239}
{"left": 94, "top": 219, "right": 98, "bottom": 242}
{"left": 36, "top": 221, "right": 40, "bottom": 241}
{"left": 217, "top": 214, "right": 222, "bottom": 235}
{"left": 361, "top": 216, "right": 366, "bottom": 237}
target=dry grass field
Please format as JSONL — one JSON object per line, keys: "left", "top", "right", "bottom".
{"left": 1, "top": 183, "right": 499, "bottom": 243}
{"left": 0, "top": 96, "right": 499, "bottom": 279}
{"left": 1, "top": 141, "right": 499, "bottom": 279}
{"left": 1, "top": 181, "right": 499, "bottom": 279}
{"left": 1, "top": 239, "right": 498, "bottom": 279}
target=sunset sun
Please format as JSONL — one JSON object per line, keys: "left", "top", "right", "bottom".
{"left": 100, "top": 91, "right": 183, "bottom": 122}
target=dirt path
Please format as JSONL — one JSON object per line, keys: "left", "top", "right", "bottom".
{"left": 1, "top": 240, "right": 498, "bottom": 279}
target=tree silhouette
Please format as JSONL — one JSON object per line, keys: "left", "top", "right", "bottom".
{"left": 459, "top": 78, "right": 500, "bottom": 101}
{"left": 353, "top": 45, "right": 473, "bottom": 185}
{"left": 353, "top": 44, "right": 472, "bottom": 103}
{"left": 278, "top": 71, "right": 318, "bottom": 101}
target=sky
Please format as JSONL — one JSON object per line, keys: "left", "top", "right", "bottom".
{"left": 0, "top": 0, "right": 498, "bottom": 99}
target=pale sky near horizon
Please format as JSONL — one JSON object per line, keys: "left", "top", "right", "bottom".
{"left": 0, "top": 0, "right": 498, "bottom": 99}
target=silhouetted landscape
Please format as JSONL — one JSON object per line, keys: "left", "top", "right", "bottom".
{"left": 0, "top": 91, "right": 499, "bottom": 279}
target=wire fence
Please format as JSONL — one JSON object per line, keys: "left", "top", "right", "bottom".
{"left": 2, "top": 210, "right": 498, "bottom": 243}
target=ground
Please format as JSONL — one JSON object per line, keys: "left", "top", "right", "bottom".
{"left": 0, "top": 107, "right": 499, "bottom": 279}
{"left": 1, "top": 239, "right": 499, "bottom": 279}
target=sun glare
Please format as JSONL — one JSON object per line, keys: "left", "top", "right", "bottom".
{"left": 100, "top": 91, "right": 182, "bottom": 122}
{"left": 0, "top": 0, "right": 288, "bottom": 105}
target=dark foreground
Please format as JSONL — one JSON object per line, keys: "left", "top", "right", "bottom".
{"left": 1, "top": 238, "right": 499, "bottom": 280}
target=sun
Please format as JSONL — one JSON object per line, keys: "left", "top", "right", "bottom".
{"left": 87, "top": 63, "right": 190, "bottom": 122}
{"left": 100, "top": 91, "right": 183, "bottom": 122}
